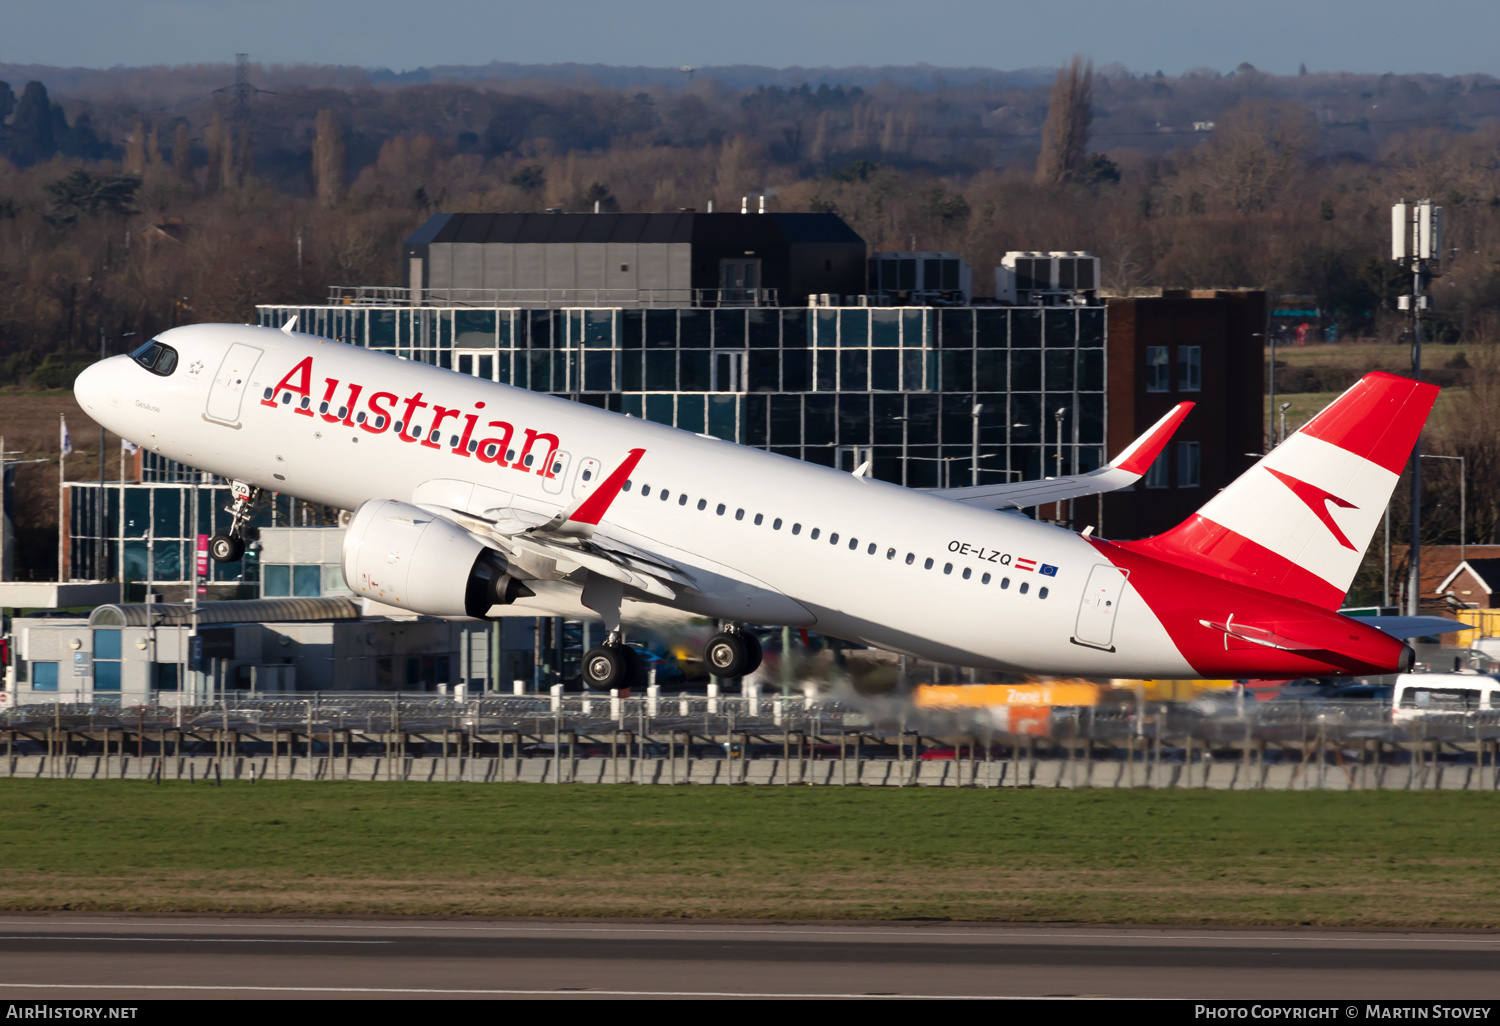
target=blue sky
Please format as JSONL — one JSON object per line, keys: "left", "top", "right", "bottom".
{"left": 6, "top": 0, "right": 1498, "bottom": 77}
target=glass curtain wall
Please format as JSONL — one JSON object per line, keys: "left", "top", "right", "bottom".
{"left": 67, "top": 482, "right": 258, "bottom": 585}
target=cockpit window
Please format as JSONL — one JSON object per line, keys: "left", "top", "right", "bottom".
{"left": 130, "top": 339, "right": 179, "bottom": 376}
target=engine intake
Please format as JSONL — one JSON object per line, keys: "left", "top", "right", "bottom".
{"left": 341, "top": 499, "right": 531, "bottom": 618}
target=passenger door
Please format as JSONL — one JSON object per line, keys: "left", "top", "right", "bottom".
{"left": 205, "top": 343, "right": 263, "bottom": 426}
{"left": 1073, "top": 564, "right": 1128, "bottom": 650}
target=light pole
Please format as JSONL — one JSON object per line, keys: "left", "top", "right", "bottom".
{"left": 1053, "top": 406, "right": 1068, "bottom": 525}
{"left": 970, "top": 403, "right": 983, "bottom": 488}
{"left": 1254, "top": 331, "right": 1271, "bottom": 453}
{"left": 1393, "top": 199, "right": 1441, "bottom": 616}
{"left": 96, "top": 329, "right": 135, "bottom": 580}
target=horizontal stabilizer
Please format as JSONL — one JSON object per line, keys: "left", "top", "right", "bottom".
{"left": 932, "top": 402, "right": 1194, "bottom": 511}
{"left": 1349, "top": 615, "right": 1473, "bottom": 639}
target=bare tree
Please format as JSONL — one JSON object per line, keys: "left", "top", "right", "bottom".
{"left": 1035, "top": 56, "right": 1093, "bottom": 186}
{"left": 1192, "top": 101, "right": 1314, "bottom": 212}
{"left": 123, "top": 122, "right": 146, "bottom": 174}
{"left": 312, "top": 109, "right": 346, "bottom": 209}
{"left": 172, "top": 121, "right": 193, "bottom": 184}
{"left": 204, "top": 113, "right": 224, "bottom": 193}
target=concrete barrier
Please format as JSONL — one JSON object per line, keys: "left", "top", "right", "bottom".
{"left": 6, "top": 752, "right": 1497, "bottom": 790}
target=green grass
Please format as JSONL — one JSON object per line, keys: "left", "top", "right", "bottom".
{"left": 2, "top": 781, "right": 1499, "bottom": 926}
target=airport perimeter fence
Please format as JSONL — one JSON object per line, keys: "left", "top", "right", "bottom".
{"left": 4, "top": 693, "right": 1500, "bottom": 790}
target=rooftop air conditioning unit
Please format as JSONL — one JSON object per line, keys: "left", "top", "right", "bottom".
{"left": 868, "top": 252, "right": 972, "bottom": 305}
{"left": 995, "top": 251, "right": 1099, "bottom": 306}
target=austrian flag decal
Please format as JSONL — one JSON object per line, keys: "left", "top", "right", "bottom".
{"left": 1015, "top": 557, "right": 1037, "bottom": 572}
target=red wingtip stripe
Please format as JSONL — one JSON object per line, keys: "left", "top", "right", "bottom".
{"left": 567, "top": 448, "right": 645, "bottom": 526}
{"left": 1116, "top": 402, "right": 1195, "bottom": 475}
{"left": 1298, "top": 372, "right": 1439, "bottom": 474}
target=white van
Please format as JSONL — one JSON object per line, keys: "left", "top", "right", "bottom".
{"left": 1391, "top": 673, "right": 1500, "bottom": 722}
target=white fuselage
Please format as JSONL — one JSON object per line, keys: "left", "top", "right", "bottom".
{"left": 76, "top": 324, "right": 1195, "bottom": 677}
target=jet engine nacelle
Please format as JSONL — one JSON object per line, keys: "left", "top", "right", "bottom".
{"left": 341, "top": 499, "right": 529, "bottom": 618}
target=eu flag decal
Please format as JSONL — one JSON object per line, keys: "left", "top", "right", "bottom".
{"left": 1039, "top": 564, "right": 1058, "bottom": 577}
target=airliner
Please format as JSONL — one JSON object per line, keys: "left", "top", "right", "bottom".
{"left": 73, "top": 321, "right": 1454, "bottom": 691}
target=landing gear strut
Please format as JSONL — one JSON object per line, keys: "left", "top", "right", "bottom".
{"left": 208, "top": 481, "right": 260, "bottom": 563}
{"left": 704, "top": 625, "right": 763, "bottom": 679}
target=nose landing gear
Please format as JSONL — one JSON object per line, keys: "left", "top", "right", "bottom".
{"left": 704, "top": 626, "right": 763, "bottom": 679}
{"left": 208, "top": 482, "right": 260, "bottom": 564}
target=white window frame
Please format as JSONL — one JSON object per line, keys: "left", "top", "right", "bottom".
{"left": 1177, "top": 440, "right": 1201, "bottom": 488}
{"left": 1144, "top": 450, "right": 1170, "bottom": 489}
{"left": 1178, "top": 346, "right": 1202, "bottom": 392}
{"left": 1145, "top": 347, "right": 1170, "bottom": 392}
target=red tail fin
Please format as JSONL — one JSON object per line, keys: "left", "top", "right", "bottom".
{"left": 1120, "top": 373, "right": 1438, "bottom": 609}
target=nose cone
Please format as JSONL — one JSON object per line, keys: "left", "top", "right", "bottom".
{"left": 73, "top": 360, "right": 110, "bottom": 413}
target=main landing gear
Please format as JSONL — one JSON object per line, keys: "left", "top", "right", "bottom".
{"left": 582, "top": 632, "right": 646, "bottom": 692}
{"left": 208, "top": 481, "right": 260, "bottom": 563}
{"left": 704, "top": 625, "right": 763, "bottom": 679}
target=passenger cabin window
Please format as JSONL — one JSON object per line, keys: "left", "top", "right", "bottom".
{"left": 130, "top": 339, "right": 179, "bottom": 376}
{"left": 810, "top": 528, "right": 821, "bottom": 540}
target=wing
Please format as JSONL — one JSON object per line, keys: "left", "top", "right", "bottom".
{"left": 928, "top": 402, "right": 1194, "bottom": 511}
{"left": 411, "top": 448, "right": 695, "bottom": 602}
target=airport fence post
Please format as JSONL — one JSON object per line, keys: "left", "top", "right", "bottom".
{"left": 1066, "top": 721, "right": 1076, "bottom": 789}
{"left": 1151, "top": 713, "right": 1161, "bottom": 789}
{"left": 1083, "top": 712, "right": 1092, "bottom": 788}
{"left": 781, "top": 728, "right": 790, "bottom": 786}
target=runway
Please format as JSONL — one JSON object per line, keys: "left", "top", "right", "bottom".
{"left": 1, "top": 915, "right": 1498, "bottom": 999}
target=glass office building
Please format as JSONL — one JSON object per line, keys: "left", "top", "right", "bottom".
{"left": 256, "top": 304, "right": 1106, "bottom": 489}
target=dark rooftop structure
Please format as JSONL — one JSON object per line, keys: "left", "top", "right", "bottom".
{"left": 402, "top": 211, "right": 866, "bottom": 307}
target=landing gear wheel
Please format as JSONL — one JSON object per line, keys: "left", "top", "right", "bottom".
{"left": 208, "top": 533, "right": 245, "bottom": 563}
{"left": 740, "top": 631, "right": 763, "bottom": 676}
{"left": 705, "top": 632, "right": 753, "bottom": 678}
{"left": 624, "top": 647, "right": 647, "bottom": 691}
{"left": 582, "top": 645, "right": 630, "bottom": 692}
